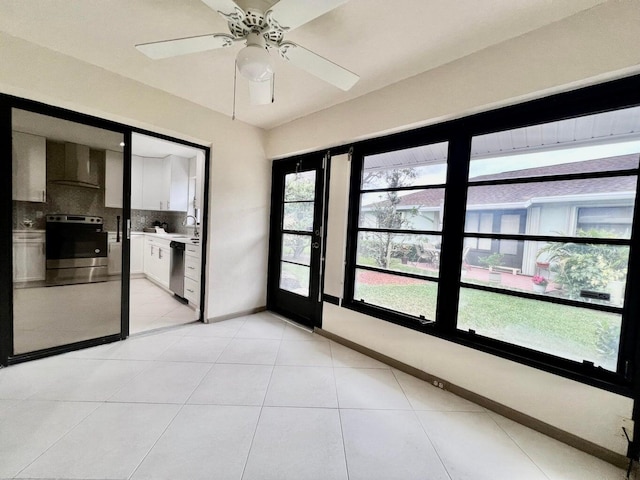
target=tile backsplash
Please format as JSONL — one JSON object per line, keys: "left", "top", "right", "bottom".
{"left": 13, "top": 140, "right": 192, "bottom": 234}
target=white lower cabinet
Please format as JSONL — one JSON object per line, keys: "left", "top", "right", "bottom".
{"left": 144, "top": 236, "right": 171, "bottom": 288}
{"left": 184, "top": 243, "right": 201, "bottom": 306}
{"left": 13, "top": 231, "right": 46, "bottom": 282}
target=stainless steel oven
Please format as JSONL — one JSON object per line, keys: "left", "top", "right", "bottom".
{"left": 46, "top": 214, "right": 108, "bottom": 285}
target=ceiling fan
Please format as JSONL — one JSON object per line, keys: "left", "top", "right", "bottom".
{"left": 135, "top": 0, "right": 359, "bottom": 105}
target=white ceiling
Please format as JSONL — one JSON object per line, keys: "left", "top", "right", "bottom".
{"left": 0, "top": 0, "right": 606, "bottom": 130}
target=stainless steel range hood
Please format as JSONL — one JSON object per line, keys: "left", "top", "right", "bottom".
{"left": 52, "top": 143, "right": 99, "bottom": 189}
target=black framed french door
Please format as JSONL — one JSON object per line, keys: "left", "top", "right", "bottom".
{"left": 267, "top": 154, "right": 326, "bottom": 328}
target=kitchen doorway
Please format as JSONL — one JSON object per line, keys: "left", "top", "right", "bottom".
{"left": 128, "top": 133, "right": 207, "bottom": 334}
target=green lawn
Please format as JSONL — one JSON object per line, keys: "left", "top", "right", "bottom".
{"left": 354, "top": 281, "right": 619, "bottom": 370}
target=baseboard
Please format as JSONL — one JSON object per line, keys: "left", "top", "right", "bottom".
{"left": 315, "top": 328, "right": 629, "bottom": 469}
{"left": 207, "top": 306, "right": 267, "bottom": 323}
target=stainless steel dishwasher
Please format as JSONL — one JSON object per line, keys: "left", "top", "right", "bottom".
{"left": 169, "top": 241, "right": 186, "bottom": 298}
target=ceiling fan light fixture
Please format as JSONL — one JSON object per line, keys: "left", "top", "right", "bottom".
{"left": 236, "top": 43, "right": 273, "bottom": 82}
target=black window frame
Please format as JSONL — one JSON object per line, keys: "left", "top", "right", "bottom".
{"left": 338, "top": 74, "right": 640, "bottom": 398}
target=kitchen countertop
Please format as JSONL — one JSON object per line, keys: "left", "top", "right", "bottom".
{"left": 132, "top": 231, "right": 200, "bottom": 245}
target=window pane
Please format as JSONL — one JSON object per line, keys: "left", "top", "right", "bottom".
{"left": 465, "top": 176, "right": 636, "bottom": 239}
{"left": 362, "top": 141, "right": 448, "bottom": 190}
{"left": 354, "top": 268, "right": 437, "bottom": 320}
{"left": 461, "top": 238, "right": 629, "bottom": 307}
{"left": 359, "top": 189, "right": 444, "bottom": 231}
{"left": 284, "top": 171, "right": 316, "bottom": 201}
{"left": 281, "top": 234, "right": 311, "bottom": 265}
{"left": 469, "top": 107, "right": 640, "bottom": 181}
{"left": 457, "top": 287, "right": 621, "bottom": 371}
{"left": 283, "top": 201, "right": 314, "bottom": 232}
{"left": 577, "top": 206, "right": 634, "bottom": 238}
{"left": 280, "top": 262, "right": 310, "bottom": 296}
{"left": 356, "top": 232, "right": 440, "bottom": 278}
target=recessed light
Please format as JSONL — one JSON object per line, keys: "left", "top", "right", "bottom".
{"left": 119, "top": 142, "right": 125, "bottom": 147}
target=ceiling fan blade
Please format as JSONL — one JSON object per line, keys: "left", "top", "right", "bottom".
{"left": 267, "top": 0, "right": 349, "bottom": 31}
{"left": 248, "top": 77, "right": 274, "bottom": 105}
{"left": 136, "top": 34, "right": 235, "bottom": 59}
{"left": 279, "top": 42, "right": 358, "bottom": 91}
{"left": 200, "top": 0, "right": 243, "bottom": 17}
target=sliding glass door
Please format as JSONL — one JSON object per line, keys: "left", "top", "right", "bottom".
{"left": 10, "top": 107, "right": 128, "bottom": 358}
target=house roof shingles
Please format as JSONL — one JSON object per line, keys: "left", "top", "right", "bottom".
{"left": 382, "top": 155, "right": 639, "bottom": 209}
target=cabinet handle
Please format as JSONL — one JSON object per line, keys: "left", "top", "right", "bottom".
{"left": 187, "top": 266, "right": 195, "bottom": 270}
{"left": 167, "top": 200, "right": 170, "bottom": 210}
{"left": 42, "top": 190, "right": 45, "bottom": 202}
{"left": 151, "top": 245, "right": 154, "bottom": 256}
{"left": 159, "top": 248, "right": 163, "bottom": 259}
{"left": 187, "top": 288, "right": 194, "bottom": 293}
{"left": 160, "top": 201, "right": 163, "bottom": 210}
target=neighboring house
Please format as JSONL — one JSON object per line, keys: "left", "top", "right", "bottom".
{"left": 362, "top": 154, "right": 638, "bottom": 275}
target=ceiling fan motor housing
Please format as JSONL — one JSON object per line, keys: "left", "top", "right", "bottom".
{"left": 226, "top": 8, "right": 284, "bottom": 46}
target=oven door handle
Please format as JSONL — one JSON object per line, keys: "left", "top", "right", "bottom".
{"left": 126, "top": 219, "right": 131, "bottom": 240}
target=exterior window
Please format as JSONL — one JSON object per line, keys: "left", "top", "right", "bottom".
{"left": 353, "top": 141, "right": 448, "bottom": 323}
{"left": 459, "top": 107, "right": 639, "bottom": 371}
{"left": 342, "top": 78, "right": 640, "bottom": 391}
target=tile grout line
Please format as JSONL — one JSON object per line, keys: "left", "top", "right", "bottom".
{"left": 485, "top": 412, "right": 553, "bottom": 480}
{"left": 126, "top": 402, "right": 186, "bottom": 480}
{"left": 330, "top": 340, "right": 352, "bottom": 480}
{"left": 391, "top": 368, "right": 454, "bottom": 480}
{"left": 11, "top": 399, "right": 102, "bottom": 479}
{"left": 239, "top": 333, "right": 282, "bottom": 480}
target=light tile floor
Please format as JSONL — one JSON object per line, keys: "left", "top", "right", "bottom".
{"left": 0, "top": 311, "right": 632, "bottom": 480}
{"left": 129, "top": 277, "right": 199, "bottom": 334}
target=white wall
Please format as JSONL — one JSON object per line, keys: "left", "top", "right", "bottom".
{"left": 0, "top": 32, "right": 270, "bottom": 320}
{"left": 272, "top": 1, "right": 640, "bottom": 456}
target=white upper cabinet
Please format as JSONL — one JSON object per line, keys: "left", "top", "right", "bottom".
{"left": 131, "top": 155, "right": 144, "bottom": 209}
{"left": 131, "top": 154, "right": 189, "bottom": 212}
{"left": 142, "top": 156, "right": 166, "bottom": 210}
{"left": 104, "top": 150, "right": 123, "bottom": 208}
{"left": 167, "top": 155, "right": 189, "bottom": 212}
{"left": 12, "top": 131, "right": 46, "bottom": 203}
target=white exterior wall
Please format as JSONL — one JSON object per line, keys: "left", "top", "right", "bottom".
{"left": 272, "top": 1, "right": 640, "bottom": 456}
{"left": 0, "top": 32, "right": 270, "bottom": 321}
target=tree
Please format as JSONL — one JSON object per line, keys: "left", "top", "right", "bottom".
{"left": 536, "top": 229, "right": 629, "bottom": 299}
{"left": 361, "top": 168, "right": 417, "bottom": 268}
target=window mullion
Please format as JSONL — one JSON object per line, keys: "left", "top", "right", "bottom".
{"left": 435, "top": 133, "right": 471, "bottom": 333}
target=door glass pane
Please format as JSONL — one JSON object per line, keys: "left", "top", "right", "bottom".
{"left": 281, "top": 234, "right": 311, "bottom": 265}
{"left": 283, "top": 201, "right": 314, "bottom": 231}
{"left": 280, "top": 262, "right": 310, "bottom": 296}
{"left": 284, "top": 171, "right": 316, "bottom": 201}
{"left": 12, "top": 108, "right": 124, "bottom": 355}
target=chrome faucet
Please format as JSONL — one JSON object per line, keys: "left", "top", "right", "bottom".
{"left": 182, "top": 215, "right": 199, "bottom": 238}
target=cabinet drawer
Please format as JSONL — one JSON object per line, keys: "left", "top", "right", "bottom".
{"left": 184, "top": 277, "right": 200, "bottom": 305}
{"left": 185, "top": 255, "right": 201, "bottom": 281}
{"left": 185, "top": 243, "right": 200, "bottom": 257}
